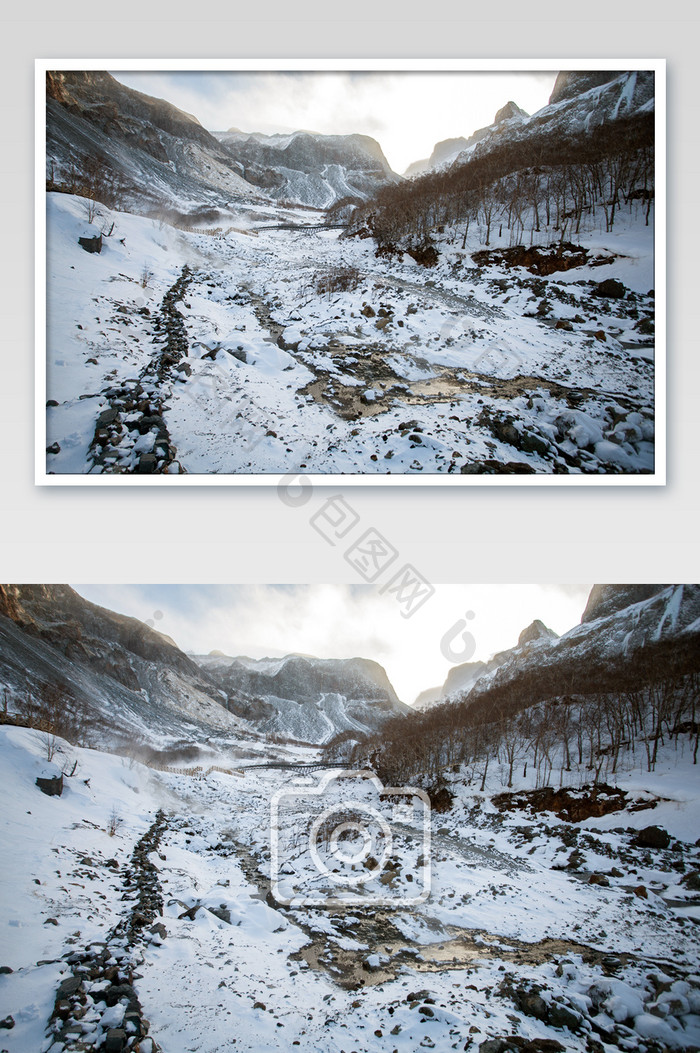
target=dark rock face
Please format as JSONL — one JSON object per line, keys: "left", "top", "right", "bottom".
{"left": 36, "top": 773, "right": 63, "bottom": 797}
{"left": 202, "top": 653, "right": 401, "bottom": 709}
{"left": 549, "top": 71, "right": 627, "bottom": 105}
{"left": 0, "top": 585, "right": 238, "bottom": 743}
{"left": 217, "top": 130, "right": 399, "bottom": 208}
{"left": 78, "top": 233, "right": 102, "bottom": 254}
{"left": 494, "top": 100, "right": 528, "bottom": 124}
{"left": 581, "top": 585, "right": 668, "bottom": 624}
{"left": 518, "top": 619, "right": 558, "bottom": 647}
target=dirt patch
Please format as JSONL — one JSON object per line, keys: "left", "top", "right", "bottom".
{"left": 492, "top": 784, "right": 657, "bottom": 823}
{"left": 472, "top": 243, "right": 614, "bottom": 276}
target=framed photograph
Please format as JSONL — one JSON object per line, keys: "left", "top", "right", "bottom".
{"left": 36, "top": 59, "right": 665, "bottom": 485}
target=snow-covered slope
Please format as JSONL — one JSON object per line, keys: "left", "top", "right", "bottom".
{"left": 46, "top": 72, "right": 398, "bottom": 213}
{"left": 195, "top": 652, "right": 409, "bottom": 743}
{"left": 214, "top": 130, "right": 400, "bottom": 208}
{"left": 3, "top": 721, "right": 698, "bottom": 1053}
{"left": 0, "top": 586, "right": 405, "bottom": 748}
{"left": 46, "top": 71, "right": 266, "bottom": 216}
{"left": 0, "top": 585, "right": 251, "bottom": 747}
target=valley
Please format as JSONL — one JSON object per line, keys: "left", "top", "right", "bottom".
{"left": 43, "top": 67, "right": 658, "bottom": 478}
{"left": 1, "top": 584, "right": 699, "bottom": 1052}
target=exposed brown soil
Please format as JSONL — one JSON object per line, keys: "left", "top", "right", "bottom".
{"left": 472, "top": 243, "right": 614, "bottom": 276}
{"left": 493, "top": 783, "right": 657, "bottom": 823}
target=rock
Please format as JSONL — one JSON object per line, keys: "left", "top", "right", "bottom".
{"left": 375, "top": 317, "right": 390, "bottom": 330}
{"left": 0, "top": 966, "right": 12, "bottom": 974}
{"left": 379, "top": 869, "right": 398, "bottom": 885}
{"left": 36, "top": 773, "right": 63, "bottom": 797}
{"left": 56, "top": 976, "right": 82, "bottom": 1000}
{"left": 514, "top": 989, "right": 548, "bottom": 1021}
{"left": 520, "top": 432, "right": 550, "bottom": 456}
{"left": 681, "top": 870, "right": 700, "bottom": 891}
{"left": 548, "top": 1002, "right": 582, "bottom": 1032}
{"left": 46, "top": 442, "right": 61, "bottom": 454}
{"left": 555, "top": 319, "right": 574, "bottom": 331}
{"left": 0, "top": 1015, "right": 15, "bottom": 1029}
{"left": 406, "top": 989, "right": 432, "bottom": 1003}
{"left": 46, "top": 399, "right": 59, "bottom": 407}
{"left": 588, "top": 873, "right": 609, "bottom": 887}
{"left": 230, "top": 349, "right": 247, "bottom": 363}
{"left": 97, "top": 407, "right": 119, "bottom": 427}
{"left": 633, "top": 885, "right": 648, "bottom": 898}
{"left": 78, "top": 233, "right": 102, "bottom": 254}
{"left": 104, "top": 983, "right": 138, "bottom": 1008}
{"left": 208, "top": 905, "right": 231, "bottom": 924}
{"left": 137, "top": 453, "right": 158, "bottom": 474}
{"left": 361, "top": 304, "right": 376, "bottom": 317}
{"left": 634, "top": 825, "right": 670, "bottom": 849}
{"left": 124, "top": 1010, "right": 144, "bottom": 1036}
{"left": 594, "top": 278, "right": 626, "bottom": 299}
{"left": 104, "top": 1028, "right": 127, "bottom": 1052}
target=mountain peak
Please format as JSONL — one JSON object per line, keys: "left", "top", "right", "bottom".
{"left": 494, "top": 100, "right": 528, "bottom": 124}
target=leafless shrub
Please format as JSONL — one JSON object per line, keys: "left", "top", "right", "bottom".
{"left": 107, "top": 806, "right": 123, "bottom": 837}
{"left": 314, "top": 265, "right": 361, "bottom": 297}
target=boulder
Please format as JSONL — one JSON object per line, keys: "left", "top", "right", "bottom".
{"left": 78, "top": 233, "right": 102, "bottom": 254}
{"left": 633, "top": 825, "right": 670, "bottom": 850}
{"left": 593, "top": 278, "right": 626, "bottom": 299}
{"left": 137, "top": 453, "right": 158, "bottom": 474}
{"left": 36, "top": 773, "right": 63, "bottom": 797}
{"left": 104, "top": 1029, "right": 127, "bottom": 1052}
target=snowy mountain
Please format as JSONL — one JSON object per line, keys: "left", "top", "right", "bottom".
{"left": 44, "top": 67, "right": 658, "bottom": 479}
{"left": 195, "top": 651, "right": 409, "bottom": 743}
{"left": 215, "top": 130, "right": 399, "bottom": 208}
{"left": 404, "top": 100, "right": 529, "bottom": 177}
{"left": 0, "top": 586, "right": 405, "bottom": 748}
{"left": 452, "top": 585, "right": 700, "bottom": 710}
{"left": 402, "top": 71, "right": 652, "bottom": 179}
{"left": 46, "top": 72, "right": 399, "bottom": 214}
{"left": 0, "top": 584, "right": 250, "bottom": 746}
{"left": 46, "top": 71, "right": 265, "bottom": 216}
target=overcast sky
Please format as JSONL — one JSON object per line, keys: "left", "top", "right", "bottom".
{"left": 72, "top": 584, "right": 591, "bottom": 705}
{"left": 111, "top": 70, "right": 557, "bottom": 174}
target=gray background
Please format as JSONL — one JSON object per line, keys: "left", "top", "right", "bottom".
{"left": 1, "top": 3, "right": 696, "bottom": 584}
